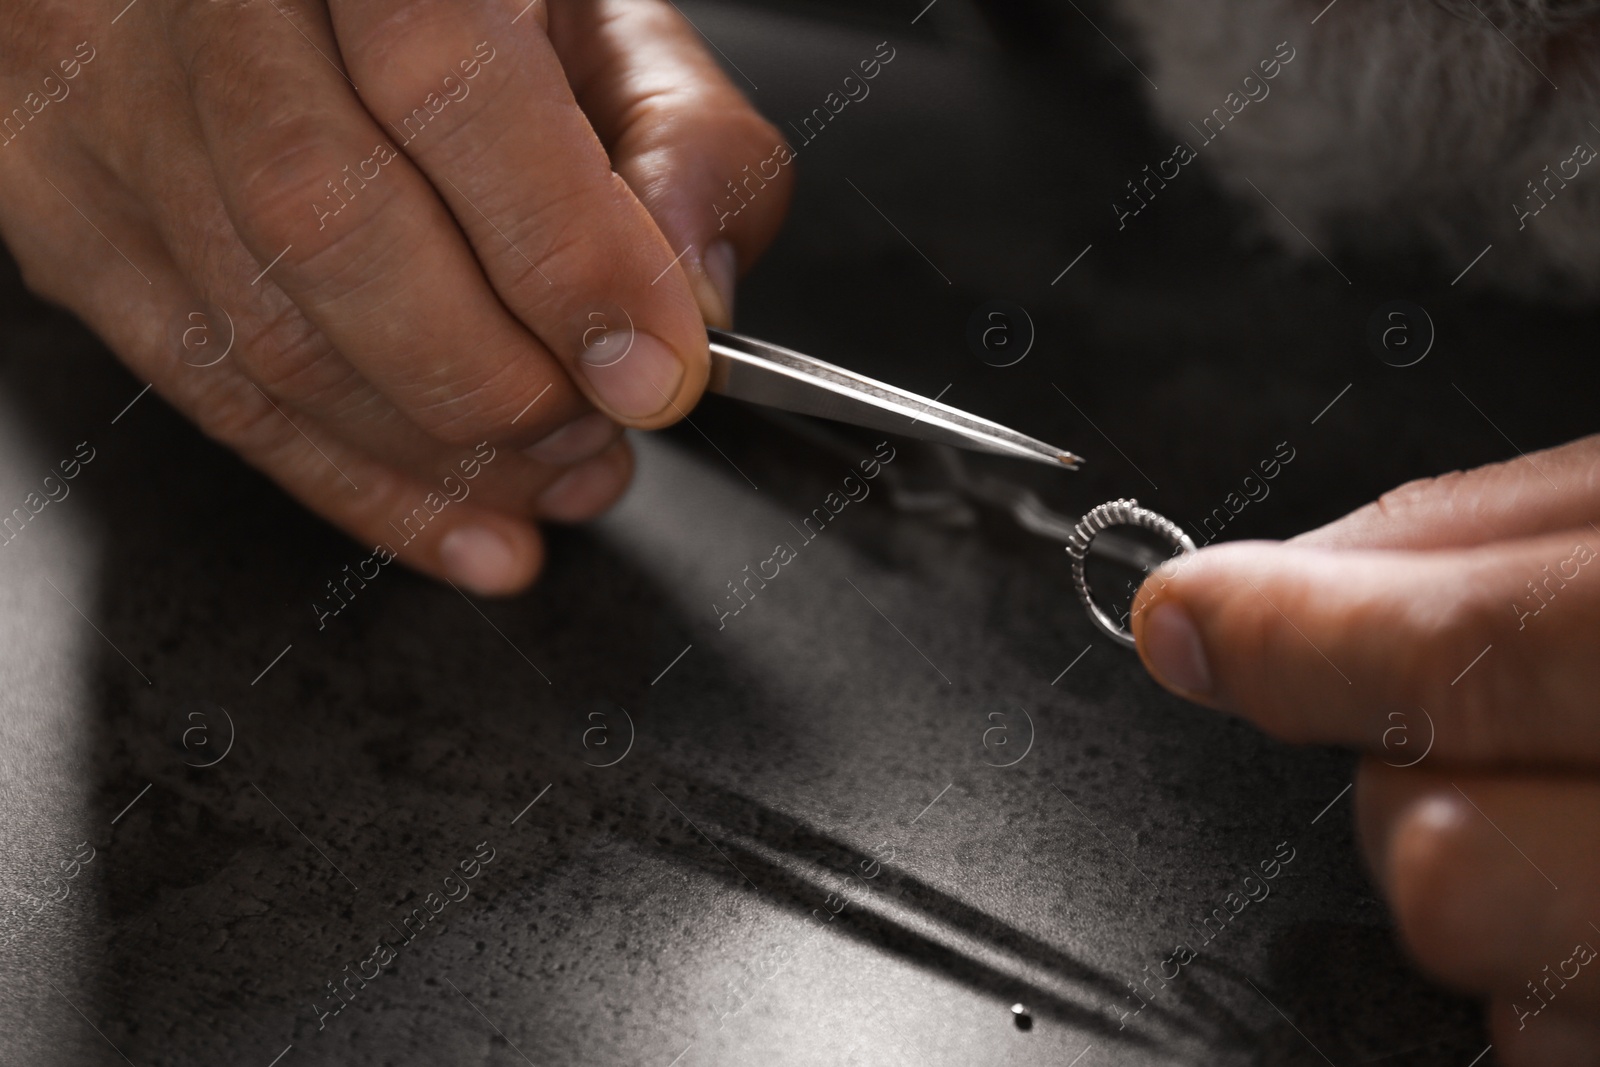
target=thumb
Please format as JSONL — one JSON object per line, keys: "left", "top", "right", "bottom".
{"left": 1129, "top": 532, "right": 1600, "bottom": 767}
{"left": 550, "top": 0, "right": 795, "bottom": 328}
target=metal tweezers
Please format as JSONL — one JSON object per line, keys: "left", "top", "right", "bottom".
{"left": 707, "top": 329, "right": 1083, "bottom": 469}
{"left": 706, "top": 328, "right": 1195, "bottom": 648}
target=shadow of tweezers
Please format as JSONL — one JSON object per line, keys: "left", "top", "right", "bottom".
{"left": 649, "top": 772, "right": 1162, "bottom": 1048}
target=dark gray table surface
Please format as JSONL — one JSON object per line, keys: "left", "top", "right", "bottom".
{"left": 2, "top": 2, "right": 1595, "bottom": 1064}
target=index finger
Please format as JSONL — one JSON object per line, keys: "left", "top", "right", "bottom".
{"left": 1292, "top": 434, "right": 1600, "bottom": 551}
{"left": 330, "top": 0, "right": 711, "bottom": 427}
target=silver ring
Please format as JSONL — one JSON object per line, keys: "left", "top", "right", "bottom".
{"left": 1064, "top": 499, "right": 1195, "bottom": 649}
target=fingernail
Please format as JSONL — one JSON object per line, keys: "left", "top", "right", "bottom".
{"left": 439, "top": 525, "right": 519, "bottom": 596}
{"left": 579, "top": 330, "right": 683, "bottom": 421}
{"left": 697, "top": 240, "right": 738, "bottom": 328}
{"left": 1141, "top": 600, "right": 1213, "bottom": 698}
{"left": 523, "top": 412, "right": 618, "bottom": 466}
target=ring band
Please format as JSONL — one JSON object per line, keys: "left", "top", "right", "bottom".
{"left": 1064, "top": 499, "right": 1196, "bottom": 649}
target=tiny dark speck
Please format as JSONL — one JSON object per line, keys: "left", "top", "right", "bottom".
{"left": 1010, "top": 1003, "right": 1032, "bottom": 1031}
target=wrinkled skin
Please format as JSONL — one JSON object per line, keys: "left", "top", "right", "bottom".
{"left": 0, "top": 0, "right": 791, "bottom": 593}
{"left": 1136, "top": 435, "right": 1600, "bottom": 1065}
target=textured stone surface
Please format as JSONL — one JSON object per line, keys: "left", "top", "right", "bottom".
{"left": 2, "top": 2, "right": 1596, "bottom": 1065}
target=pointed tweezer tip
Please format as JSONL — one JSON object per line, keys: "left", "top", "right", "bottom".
{"left": 1058, "top": 453, "right": 1085, "bottom": 470}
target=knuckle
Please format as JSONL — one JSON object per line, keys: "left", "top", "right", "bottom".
{"left": 1403, "top": 583, "right": 1516, "bottom": 759}
{"left": 1369, "top": 471, "right": 1466, "bottom": 530}
{"left": 178, "top": 1, "right": 303, "bottom": 138}
{"left": 228, "top": 138, "right": 423, "bottom": 321}
{"left": 470, "top": 175, "right": 647, "bottom": 316}
{"left": 337, "top": 3, "right": 493, "bottom": 135}
{"left": 231, "top": 304, "right": 351, "bottom": 404}
{"left": 177, "top": 13, "right": 381, "bottom": 257}
{"left": 338, "top": 0, "right": 455, "bottom": 75}
{"left": 226, "top": 112, "right": 346, "bottom": 248}
{"left": 407, "top": 361, "right": 532, "bottom": 447}
{"left": 526, "top": 185, "right": 626, "bottom": 283}
{"left": 178, "top": 322, "right": 340, "bottom": 459}
{"left": 191, "top": 382, "right": 286, "bottom": 454}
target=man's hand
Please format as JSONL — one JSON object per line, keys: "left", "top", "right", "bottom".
{"left": 0, "top": 0, "right": 791, "bottom": 593}
{"left": 1132, "top": 435, "right": 1600, "bottom": 1065}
